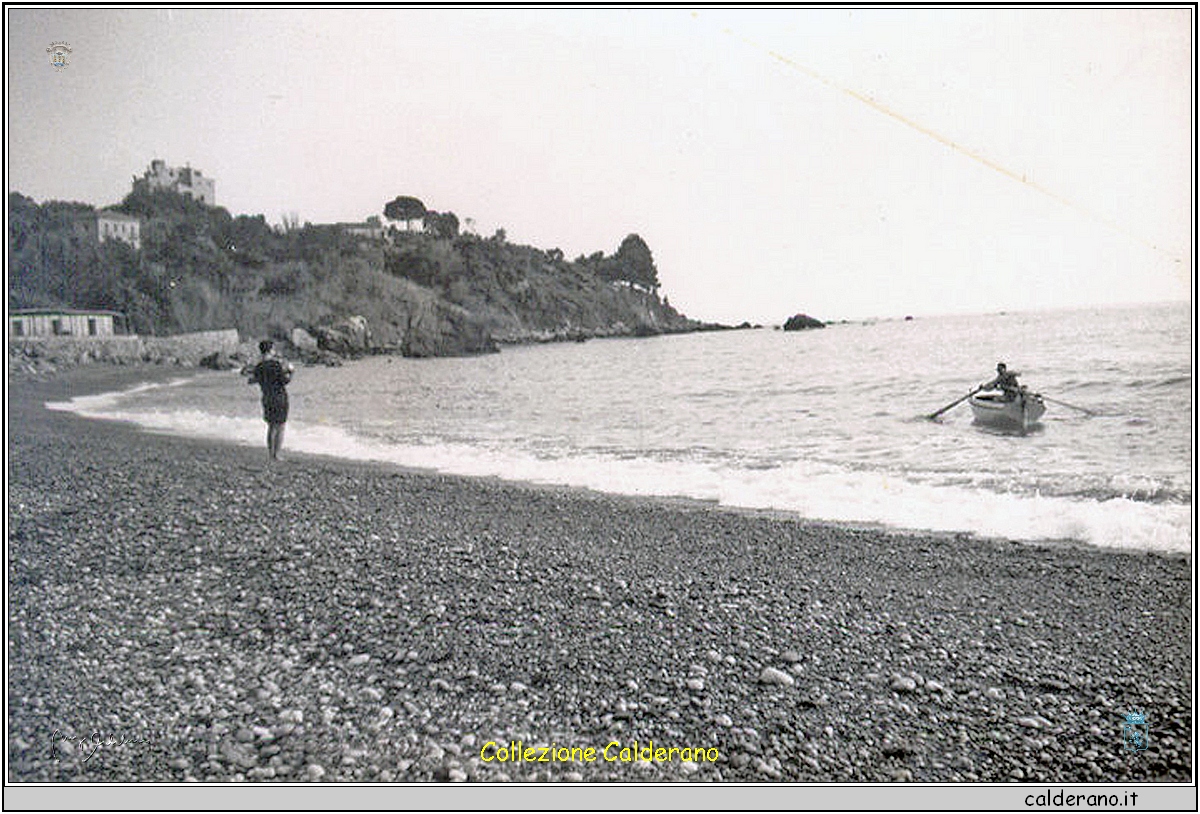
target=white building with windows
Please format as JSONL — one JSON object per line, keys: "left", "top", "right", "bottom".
{"left": 9, "top": 308, "right": 125, "bottom": 338}
{"left": 338, "top": 221, "right": 386, "bottom": 240}
{"left": 96, "top": 210, "right": 141, "bottom": 249}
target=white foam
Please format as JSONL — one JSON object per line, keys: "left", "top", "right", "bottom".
{"left": 51, "top": 396, "right": 1192, "bottom": 555}
{"left": 45, "top": 377, "right": 194, "bottom": 414}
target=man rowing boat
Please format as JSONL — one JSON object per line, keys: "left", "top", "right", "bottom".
{"left": 981, "top": 362, "right": 1023, "bottom": 402}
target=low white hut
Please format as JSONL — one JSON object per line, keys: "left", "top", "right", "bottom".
{"left": 9, "top": 308, "right": 126, "bottom": 338}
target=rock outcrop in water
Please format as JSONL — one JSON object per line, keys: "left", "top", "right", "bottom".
{"left": 783, "top": 313, "right": 825, "bottom": 331}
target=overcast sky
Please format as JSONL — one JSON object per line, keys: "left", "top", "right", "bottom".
{"left": 7, "top": 7, "right": 1192, "bottom": 322}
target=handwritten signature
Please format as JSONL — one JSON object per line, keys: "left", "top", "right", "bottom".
{"left": 48, "top": 728, "right": 159, "bottom": 762}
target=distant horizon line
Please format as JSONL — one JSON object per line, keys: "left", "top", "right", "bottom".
{"left": 731, "top": 298, "right": 1191, "bottom": 328}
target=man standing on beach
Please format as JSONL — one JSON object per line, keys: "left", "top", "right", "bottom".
{"left": 248, "top": 339, "right": 293, "bottom": 461}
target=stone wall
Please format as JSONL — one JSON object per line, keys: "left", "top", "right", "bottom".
{"left": 10, "top": 329, "right": 243, "bottom": 372}
{"left": 140, "top": 329, "right": 241, "bottom": 364}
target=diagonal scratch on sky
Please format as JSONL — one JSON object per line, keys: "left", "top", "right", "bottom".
{"left": 716, "top": 24, "right": 1185, "bottom": 265}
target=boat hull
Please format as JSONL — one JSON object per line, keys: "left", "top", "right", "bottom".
{"left": 968, "top": 392, "right": 1046, "bottom": 430}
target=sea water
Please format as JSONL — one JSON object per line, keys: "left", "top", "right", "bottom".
{"left": 47, "top": 302, "right": 1192, "bottom": 554}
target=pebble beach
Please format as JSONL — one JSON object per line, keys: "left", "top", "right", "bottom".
{"left": 7, "top": 366, "right": 1192, "bottom": 783}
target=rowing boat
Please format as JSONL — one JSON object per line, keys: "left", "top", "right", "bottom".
{"left": 968, "top": 391, "right": 1046, "bottom": 431}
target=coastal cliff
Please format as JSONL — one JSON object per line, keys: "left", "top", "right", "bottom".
{"left": 9, "top": 190, "right": 726, "bottom": 360}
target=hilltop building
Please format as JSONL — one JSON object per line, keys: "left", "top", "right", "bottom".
{"left": 95, "top": 209, "right": 141, "bottom": 249}
{"left": 337, "top": 218, "right": 386, "bottom": 240}
{"left": 133, "top": 159, "right": 215, "bottom": 205}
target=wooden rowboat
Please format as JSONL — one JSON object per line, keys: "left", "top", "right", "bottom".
{"left": 968, "top": 391, "right": 1046, "bottom": 431}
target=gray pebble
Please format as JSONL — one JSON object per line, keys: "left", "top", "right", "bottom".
{"left": 759, "top": 667, "right": 794, "bottom": 686}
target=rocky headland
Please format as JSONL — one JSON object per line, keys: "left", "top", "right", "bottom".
{"left": 10, "top": 190, "right": 740, "bottom": 366}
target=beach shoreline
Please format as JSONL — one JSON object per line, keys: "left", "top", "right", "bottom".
{"left": 22, "top": 363, "right": 1178, "bottom": 561}
{"left": 7, "top": 365, "right": 1192, "bottom": 782}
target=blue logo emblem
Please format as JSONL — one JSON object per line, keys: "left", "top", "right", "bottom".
{"left": 46, "top": 42, "right": 71, "bottom": 70}
{"left": 1122, "top": 710, "right": 1148, "bottom": 753}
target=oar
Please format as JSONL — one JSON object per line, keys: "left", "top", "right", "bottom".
{"left": 928, "top": 385, "right": 983, "bottom": 420}
{"left": 1041, "top": 395, "right": 1097, "bottom": 416}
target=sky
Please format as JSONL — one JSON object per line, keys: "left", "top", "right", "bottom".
{"left": 6, "top": 7, "right": 1193, "bottom": 323}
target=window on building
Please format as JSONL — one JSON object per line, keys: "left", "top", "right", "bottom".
{"left": 88, "top": 318, "right": 98, "bottom": 336}
{"left": 12, "top": 321, "right": 24, "bottom": 337}
{"left": 52, "top": 318, "right": 64, "bottom": 335}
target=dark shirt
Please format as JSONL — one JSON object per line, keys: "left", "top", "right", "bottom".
{"left": 251, "top": 358, "right": 292, "bottom": 399}
{"left": 985, "top": 370, "right": 1020, "bottom": 391}
{"left": 982, "top": 369, "right": 1022, "bottom": 402}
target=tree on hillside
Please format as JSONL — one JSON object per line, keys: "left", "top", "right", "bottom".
{"left": 117, "top": 186, "right": 211, "bottom": 222}
{"left": 593, "top": 233, "right": 660, "bottom": 293}
{"left": 8, "top": 196, "right": 100, "bottom": 308}
{"left": 384, "top": 196, "right": 427, "bottom": 230}
{"left": 615, "top": 233, "right": 659, "bottom": 293}
{"left": 423, "top": 210, "right": 459, "bottom": 239}
{"left": 280, "top": 212, "right": 301, "bottom": 233}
